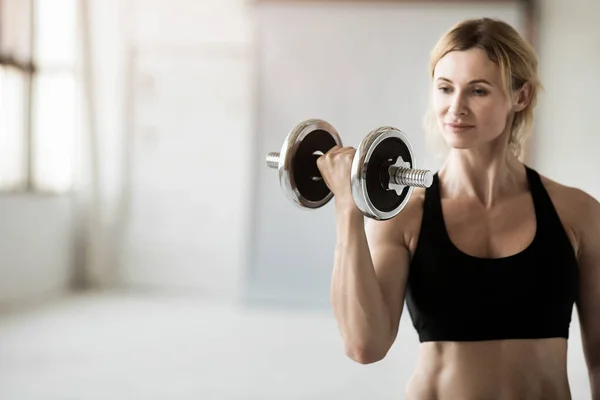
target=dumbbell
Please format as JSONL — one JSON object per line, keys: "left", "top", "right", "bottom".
{"left": 265, "top": 119, "right": 433, "bottom": 220}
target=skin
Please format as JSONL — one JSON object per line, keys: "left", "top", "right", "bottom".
{"left": 318, "top": 47, "right": 600, "bottom": 399}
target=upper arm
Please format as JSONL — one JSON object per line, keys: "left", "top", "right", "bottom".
{"left": 575, "top": 190, "right": 600, "bottom": 370}
{"left": 364, "top": 194, "right": 422, "bottom": 344}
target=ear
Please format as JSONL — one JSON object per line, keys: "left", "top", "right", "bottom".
{"left": 512, "top": 82, "right": 532, "bottom": 112}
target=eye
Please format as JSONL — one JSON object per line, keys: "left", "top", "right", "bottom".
{"left": 472, "top": 88, "right": 488, "bottom": 96}
{"left": 437, "top": 86, "right": 452, "bottom": 94}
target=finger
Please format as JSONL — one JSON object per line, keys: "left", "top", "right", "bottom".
{"left": 317, "top": 146, "right": 339, "bottom": 159}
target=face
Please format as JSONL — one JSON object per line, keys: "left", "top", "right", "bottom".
{"left": 432, "top": 47, "right": 526, "bottom": 151}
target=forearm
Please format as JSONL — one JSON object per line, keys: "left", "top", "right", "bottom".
{"left": 330, "top": 207, "right": 391, "bottom": 361}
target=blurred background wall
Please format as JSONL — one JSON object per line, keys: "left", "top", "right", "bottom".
{"left": 0, "top": 0, "right": 598, "bottom": 398}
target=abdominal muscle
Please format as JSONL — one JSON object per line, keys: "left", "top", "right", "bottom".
{"left": 404, "top": 338, "right": 571, "bottom": 400}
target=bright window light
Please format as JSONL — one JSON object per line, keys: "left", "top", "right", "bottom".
{"left": 0, "top": 66, "right": 28, "bottom": 190}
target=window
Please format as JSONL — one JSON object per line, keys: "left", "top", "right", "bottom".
{"left": 0, "top": 0, "right": 78, "bottom": 193}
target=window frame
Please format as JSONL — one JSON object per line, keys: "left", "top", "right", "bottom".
{"left": 0, "top": 0, "right": 79, "bottom": 195}
{"left": 0, "top": 0, "right": 36, "bottom": 193}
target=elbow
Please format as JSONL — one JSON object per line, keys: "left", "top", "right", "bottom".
{"left": 345, "top": 342, "right": 389, "bottom": 365}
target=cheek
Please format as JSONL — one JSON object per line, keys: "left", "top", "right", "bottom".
{"left": 473, "top": 98, "right": 507, "bottom": 127}
{"left": 485, "top": 109, "right": 508, "bottom": 130}
{"left": 431, "top": 92, "right": 447, "bottom": 115}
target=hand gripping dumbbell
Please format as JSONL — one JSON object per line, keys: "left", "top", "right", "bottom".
{"left": 265, "top": 119, "right": 433, "bottom": 220}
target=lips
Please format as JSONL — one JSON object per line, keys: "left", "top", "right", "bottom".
{"left": 446, "top": 122, "right": 474, "bottom": 128}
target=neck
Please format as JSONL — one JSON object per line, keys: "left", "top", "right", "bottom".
{"left": 439, "top": 141, "right": 526, "bottom": 208}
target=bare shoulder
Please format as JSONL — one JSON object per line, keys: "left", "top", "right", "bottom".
{"left": 365, "top": 187, "right": 426, "bottom": 256}
{"left": 539, "top": 173, "right": 600, "bottom": 216}
{"left": 539, "top": 173, "right": 600, "bottom": 255}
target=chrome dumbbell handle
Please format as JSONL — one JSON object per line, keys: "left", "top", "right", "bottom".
{"left": 266, "top": 152, "right": 280, "bottom": 169}
{"left": 268, "top": 152, "right": 433, "bottom": 189}
{"left": 389, "top": 167, "right": 433, "bottom": 188}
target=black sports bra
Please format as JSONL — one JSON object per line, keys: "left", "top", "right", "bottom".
{"left": 405, "top": 166, "right": 579, "bottom": 342}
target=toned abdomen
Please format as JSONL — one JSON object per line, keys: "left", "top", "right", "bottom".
{"left": 405, "top": 338, "right": 571, "bottom": 400}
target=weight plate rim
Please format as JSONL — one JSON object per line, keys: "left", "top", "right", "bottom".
{"left": 278, "top": 119, "right": 342, "bottom": 209}
{"left": 350, "top": 126, "right": 416, "bottom": 220}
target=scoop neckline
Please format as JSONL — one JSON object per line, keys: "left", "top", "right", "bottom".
{"left": 434, "top": 170, "right": 539, "bottom": 263}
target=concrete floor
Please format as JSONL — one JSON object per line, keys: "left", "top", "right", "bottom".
{"left": 0, "top": 292, "right": 592, "bottom": 399}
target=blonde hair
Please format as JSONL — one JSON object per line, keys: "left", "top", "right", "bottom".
{"left": 424, "top": 18, "right": 543, "bottom": 159}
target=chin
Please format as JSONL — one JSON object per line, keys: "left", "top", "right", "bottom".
{"left": 441, "top": 134, "right": 475, "bottom": 150}
{"left": 448, "top": 144, "right": 473, "bottom": 151}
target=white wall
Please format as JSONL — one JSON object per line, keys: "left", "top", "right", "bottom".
{"left": 0, "top": 195, "right": 73, "bottom": 306}
{"left": 531, "top": 0, "right": 600, "bottom": 200}
{"left": 81, "top": 0, "right": 255, "bottom": 298}
{"left": 69, "top": 0, "right": 128, "bottom": 289}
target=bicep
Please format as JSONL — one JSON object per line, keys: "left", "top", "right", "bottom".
{"left": 366, "top": 218, "right": 411, "bottom": 340}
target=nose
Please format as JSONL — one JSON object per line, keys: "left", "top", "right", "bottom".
{"left": 448, "top": 93, "right": 468, "bottom": 116}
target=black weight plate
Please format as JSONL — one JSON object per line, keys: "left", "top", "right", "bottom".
{"left": 293, "top": 129, "right": 338, "bottom": 203}
{"left": 365, "top": 137, "right": 412, "bottom": 213}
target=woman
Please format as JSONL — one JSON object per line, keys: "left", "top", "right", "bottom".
{"left": 317, "top": 18, "right": 600, "bottom": 399}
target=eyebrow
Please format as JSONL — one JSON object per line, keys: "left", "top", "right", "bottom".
{"left": 436, "top": 77, "right": 494, "bottom": 86}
